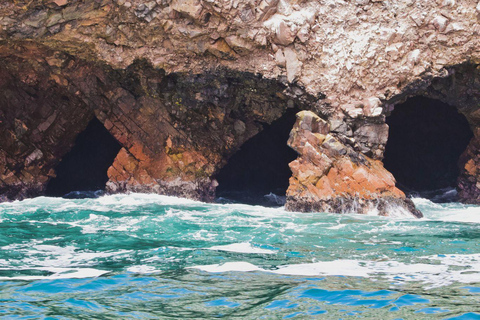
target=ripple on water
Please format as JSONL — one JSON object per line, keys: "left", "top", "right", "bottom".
{"left": 0, "top": 193, "right": 479, "bottom": 318}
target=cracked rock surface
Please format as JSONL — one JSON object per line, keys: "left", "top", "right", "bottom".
{"left": 0, "top": 0, "right": 479, "bottom": 216}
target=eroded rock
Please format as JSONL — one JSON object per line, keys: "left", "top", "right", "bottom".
{"left": 285, "top": 111, "right": 422, "bottom": 217}
{"left": 0, "top": 45, "right": 308, "bottom": 203}
{"left": 458, "top": 135, "right": 480, "bottom": 204}
{"left": 0, "top": 0, "right": 479, "bottom": 215}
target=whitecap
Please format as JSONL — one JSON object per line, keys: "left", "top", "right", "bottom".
{"left": 189, "top": 262, "right": 262, "bottom": 273}
{"left": 96, "top": 193, "right": 200, "bottom": 207}
{"left": 2, "top": 242, "right": 133, "bottom": 268}
{"left": 326, "top": 223, "right": 346, "bottom": 230}
{"left": 127, "top": 265, "right": 159, "bottom": 274}
{"left": 413, "top": 197, "right": 480, "bottom": 223}
{"left": 0, "top": 267, "right": 109, "bottom": 280}
{"left": 190, "top": 255, "right": 480, "bottom": 289}
{"left": 431, "top": 206, "right": 480, "bottom": 223}
{"left": 207, "top": 242, "right": 277, "bottom": 254}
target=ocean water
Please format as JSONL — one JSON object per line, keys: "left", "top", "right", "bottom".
{"left": 0, "top": 194, "right": 479, "bottom": 319}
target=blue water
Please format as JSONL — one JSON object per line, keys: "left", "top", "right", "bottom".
{"left": 0, "top": 194, "right": 479, "bottom": 319}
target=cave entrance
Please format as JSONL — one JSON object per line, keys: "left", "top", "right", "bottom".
{"left": 215, "top": 108, "right": 299, "bottom": 207}
{"left": 45, "top": 117, "right": 122, "bottom": 198}
{"left": 383, "top": 97, "right": 473, "bottom": 202}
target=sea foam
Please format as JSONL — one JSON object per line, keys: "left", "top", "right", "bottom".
{"left": 190, "top": 253, "right": 480, "bottom": 289}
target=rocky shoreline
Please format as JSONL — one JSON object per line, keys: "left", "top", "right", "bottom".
{"left": 1, "top": 0, "right": 480, "bottom": 217}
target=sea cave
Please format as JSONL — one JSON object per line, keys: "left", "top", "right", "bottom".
{"left": 383, "top": 96, "right": 473, "bottom": 202}
{"left": 45, "top": 117, "right": 122, "bottom": 198}
{"left": 215, "top": 108, "right": 299, "bottom": 206}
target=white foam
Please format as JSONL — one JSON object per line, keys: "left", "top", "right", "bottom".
{"left": 127, "top": 265, "right": 159, "bottom": 274}
{"left": 207, "top": 242, "right": 277, "bottom": 254}
{"left": 326, "top": 223, "right": 346, "bottom": 230}
{"left": 412, "top": 197, "right": 480, "bottom": 223}
{"left": 386, "top": 205, "right": 418, "bottom": 219}
{"left": 189, "top": 262, "right": 262, "bottom": 273}
{"left": 432, "top": 207, "right": 480, "bottom": 223}
{"left": 190, "top": 254, "right": 480, "bottom": 289}
{"left": 2, "top": 242, "right": 132, "bottom": 268}
{"left": 97, "top": 193, "right": 200, "bottom": 207}
{"left": 191, "top": 230, "right": 218, "bottom": 241}
{"left": 0, "top": 267, "right": 109, "bottom": 280}
{"left": 0, "top": 193, "right": 207, "bottom": 217}
{"left": 412, "top": 197, "right": 444, "bottom": 209}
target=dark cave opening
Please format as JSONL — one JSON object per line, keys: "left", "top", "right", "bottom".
{"left": 45, "top": 117, "right": 122, "bottom": 198}
{"left": 215, "top": 108, "right": 299, "bottom": 207}
{"left": 383, "top": 97, "right": 473, "bottom": 202}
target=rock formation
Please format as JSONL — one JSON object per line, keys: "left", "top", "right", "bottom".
{"left": 286, "top": 111, "right": 422, "bottom": 217}
{"left": 1, "top": 0, "right": 480, "bottom": 217}
{"left": 0, "top": 44, "right": 314, "bottom": 202}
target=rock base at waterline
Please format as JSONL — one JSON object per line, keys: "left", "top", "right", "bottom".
{"left": 106, "top": 178, "right": 217, "bottom": 203}
{"left": 285, "top": 111, "right": 423, "bottom": 218}
{"left": 286, "top": 196, "right": 422, "bottom": 218}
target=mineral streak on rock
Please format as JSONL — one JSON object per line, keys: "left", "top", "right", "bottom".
{"left": 0, "top": 0, "right": 479, "bottom": 216}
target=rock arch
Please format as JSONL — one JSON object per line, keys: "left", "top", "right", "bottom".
{"left": 214, "top": 107, "right": 299, "bottom": 206}
{"left": 0, "top": 43, "right": 317, "bottom": 203}
{"left": 282, "top": 64, "right": 480, "bottom": 216}
{"left": 383, "top": 64, "right": 480, "bottom": 205}
{"left": 383, "top": 97, "right": 473, "bottom": 201}
{"left": 104, "top": 68, "right": 316, "bottom": 201}
{"left": 45, "top": 117, "right": 122, "bottom": 197}
{"left": 0, "top": 47, "right": 96, "bottom": 201}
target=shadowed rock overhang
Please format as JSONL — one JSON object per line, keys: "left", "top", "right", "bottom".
{"left": 383, "top": 97, "right": 473, "bottom": 201}
{"left": 1, "top": 0, "right": 480, "bottom": 216}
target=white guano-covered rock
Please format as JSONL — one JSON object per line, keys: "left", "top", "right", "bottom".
{"left": 364, "top": 97, "right": 383, "bottom": 117}
{"left": 442, "top": 0, "right": 455, "bottom": 7}
{"left": 171, "top": 0, "right": 203, "bottom": 20}
{"left": 407, "top": 49, "right": 421, "bottom": 66}
{"left": 284, "top": 47, "right": 302, "bottom": 82}
{"left": 275, "top": 49, "right": 286, "bottom": 67}
{"left": 432, "top": 15, "right": 449, "bottom": 32}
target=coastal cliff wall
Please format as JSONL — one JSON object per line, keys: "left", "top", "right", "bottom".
{"left": 1, "top": 0, "right": 480, "bottom": 216}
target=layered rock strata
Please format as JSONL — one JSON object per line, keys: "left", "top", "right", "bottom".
{"left": 0, "top": 43, "right": 313, "bottom": 202}
{"left": 286, "top": 111, "right": 422, "bottom": 217}
{"left": 0, "top": 0, "right": 480, "bottom": 216}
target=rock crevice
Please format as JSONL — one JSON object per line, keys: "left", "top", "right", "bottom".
{"left": 1, "top": 0, "right": 480, "bottom": 216}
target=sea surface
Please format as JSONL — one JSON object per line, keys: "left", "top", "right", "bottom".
{"left": 0, "top": 193, "right": 479, "bottom": 319}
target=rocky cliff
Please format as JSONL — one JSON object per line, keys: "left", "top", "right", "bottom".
{"left": 1, "top": 0, "right": 480, "bottom": 216}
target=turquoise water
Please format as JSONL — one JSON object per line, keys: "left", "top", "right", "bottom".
{"left": 0, "top": 194, "right": 479, "bottom": 319}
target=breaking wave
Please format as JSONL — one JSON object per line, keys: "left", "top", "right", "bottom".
{"left": 0, "top": 193, "right": 479, "bottom": 318}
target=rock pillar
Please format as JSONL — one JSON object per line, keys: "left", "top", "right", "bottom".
{"left": 285, "top": 111, "right": 422, "bottom": 217}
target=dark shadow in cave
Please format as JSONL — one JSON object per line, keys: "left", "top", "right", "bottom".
{"left": 215, "top": 108, "right": 299, "bottom": 207}
{"left": 45, "top": 117, "right": 122, "bottom": 198}
{"left": 383, "top": 97, "right": 473, "bottom": 202}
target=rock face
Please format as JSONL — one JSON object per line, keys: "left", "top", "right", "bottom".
{"left": 286, "top": 111, "right": 422, "bottom": 217}
{"left": 458, "top": 135, "right": 480, "bottom": 205}
{"left": 0, "top": 43, "right": 314, "bottom": 202}
{"left": 0, "top": 0, "right": 479, "bottom": 216}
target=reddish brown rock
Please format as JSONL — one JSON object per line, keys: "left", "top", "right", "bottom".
{"left": 285, "top": 111, "right": 422, "bottom": 217}
{"left": 0, "top": 0, "right": 479, "bottom": 216}
{"left": 458, "top": 135, "right": 480, "bottom": 204}
{"left": 0, "top": 43, "right": 311, "bottom": 202}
